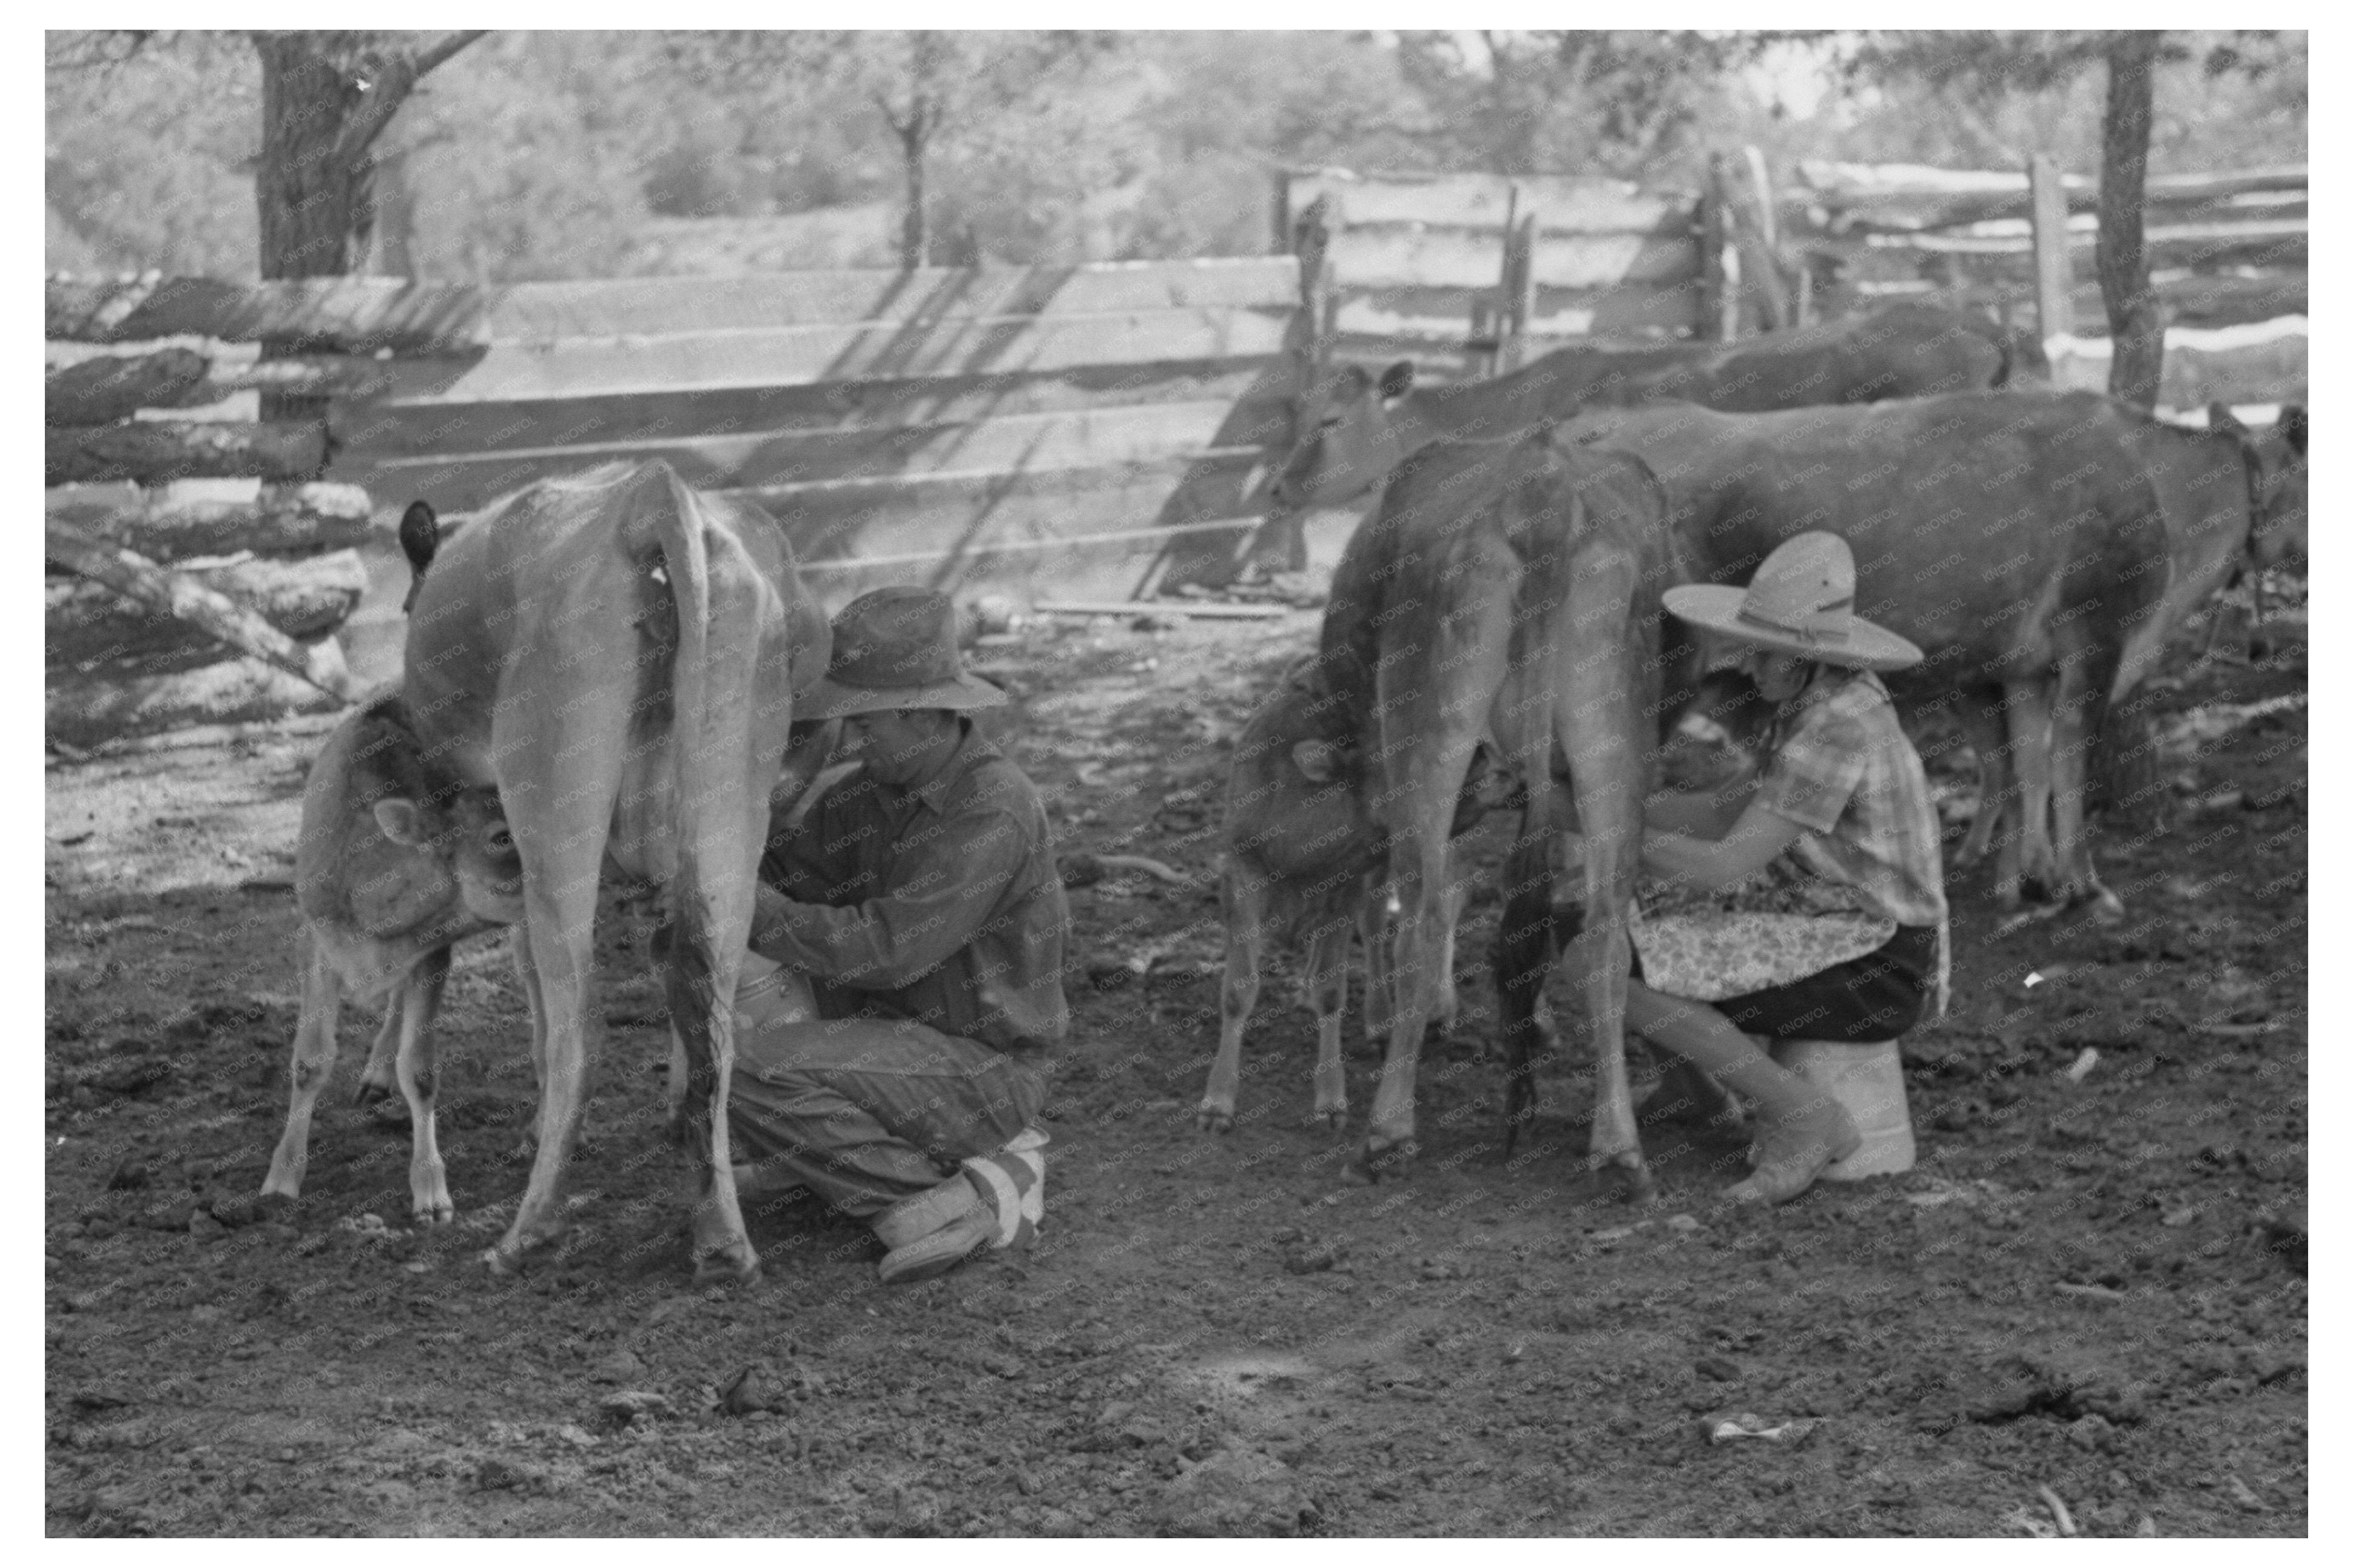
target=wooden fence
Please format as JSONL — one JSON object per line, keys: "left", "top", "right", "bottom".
{"left": 1276, "top": 163, "right": 1797, "bottom": 380}
{"left": 1785, "top": 159, "right": 2307, "bottom": 334}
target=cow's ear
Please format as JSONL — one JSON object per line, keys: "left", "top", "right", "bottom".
{"left": 1290, "top": 739, "right": 1343, "bottom": 783}
{"left": 1378, "top": 360, "right": 1416, "bottom": 402}
{"left": 2207, "top": 402, "right": 2249, "bottom": 439}
{"left": 399, "top": 501, "right": 440, "bottom": 573}
{"left": 2281, "top": 404, "right": 2307, "bottom": 457}
{"left": 373, "top": 798, "right": 433, "bottom": 847}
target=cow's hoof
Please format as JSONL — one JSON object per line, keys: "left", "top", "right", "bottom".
{"left": 1346, "top": 1137, "right": 1417, "bottom": 1184}
{"left": 693, "top": 1245, "right": 761, "bottom": 1287}
{"left": 1310, "top": 1106, "right": 1348, "bottom": 1135}
{"left": 1614, "top": 1159, "right": 1660, "bottom": 1206}
{"left": 481, "top": 1243, "right": 525, "bottom": 1277}
{"left": 1195, "top": 1105, "right": 1236, "bottom": 1136}
{"left": 413, "top": 1200, "right": 454, "bottom": 1227}
{"left": 353, "top": 1079, "right": 392, "bottom": 1108}
{"left": 2083, "top": 888, "right": 2126, "bottom": 924}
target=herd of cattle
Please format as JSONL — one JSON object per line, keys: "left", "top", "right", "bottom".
{"left": 253, "top": 301, "right": 2307, "bottom": 1278}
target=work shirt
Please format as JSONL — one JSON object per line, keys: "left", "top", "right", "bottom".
{"left": 752, "top": 721, "right": 1071, "bottom": 1055}
{"left": 1748, "top": 665, "right": 1949, "bottom": 929}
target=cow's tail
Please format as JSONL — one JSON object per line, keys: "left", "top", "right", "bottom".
{"left": 640, "top": 462, "right": 721, "bottom": 1047}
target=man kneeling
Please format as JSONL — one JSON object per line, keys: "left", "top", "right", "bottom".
{"left": 730, "top": 588, "right": 1070, "bottom": 1285}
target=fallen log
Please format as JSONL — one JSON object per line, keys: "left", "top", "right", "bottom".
{"left": 46, "top": 654, "right": 349, "bottom": 752}
{"left": 45, "top": 347, "right": 214, "bottom": 425}
{"left": 45, "top": 272, "right": 487, "bottom": 354}
{"left": 48, "top": 549, "right": 369, "bottom": 667}
{"left": 1033, "top": 599, "right": 1294, "bottom": 620}
{"left": 44, "top": 516, "right": 355, "bottom": 699}
{"left": 47, "top": 418, "right": 330, "bottom": 486}
{"left": 47, "top": 480, "right": 377, "bottom": 560}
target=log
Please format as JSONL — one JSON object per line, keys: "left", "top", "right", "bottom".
{"left": 46, "top": 654, "right": 349, "bottom": 752}
{"left": 44, "top": 516, "right": 355, "bottom": 699}
{"left": 47, "top": 419, "right": 331, "bottom": 486}
{"left": 1034, "top": 599, "right": 1291, "bottom": 620}
{"left": 44, "top": 273, "right": 487, "bottom": 353}
{"left": 45, "top": 348, "right": 212, "bottom": 425}
{"left": 47, "top": 480, "right": 377, "bottom": 561}
{"left": 48, "top": 549, "right": 369, "bottom": 668}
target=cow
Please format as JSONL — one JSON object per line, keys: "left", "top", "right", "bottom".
{"left": 261, "top": 695, "right": 525, "bottom": 1223}
{"left": 1952, "top": 400, "right": 2308, "bottom": 877}
{"left": 1554, "top": 392, "right": 2169, "bottom": 916}
{"left": 1199, "top": 654, "right": 1499, "bottom": 1136}
{"left": 1267, "top": 303, "right": 2043, "bottom": 525}
{"left": 400, "top": 459, "right": 833, "bottom": 1283}
{"left": 1296, "top": 431, "right": 1719, "bottom": 1189}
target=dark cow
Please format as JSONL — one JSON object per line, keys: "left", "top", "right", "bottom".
{"left": 1268, "top": 303, "right": 2044, "bottom": 521}
{"left": 1558, "top": 392, "right": 2170, "bottom": 915}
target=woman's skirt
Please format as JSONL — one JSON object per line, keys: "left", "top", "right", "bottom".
{"left": 1629, "top": 912, "right": 1939, "bottom": 1044}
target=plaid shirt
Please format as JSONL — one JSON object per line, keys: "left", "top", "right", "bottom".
{"left": 753, "top": 722, "right": 1071, "bottom": 1054}
{"left": 1745, "top": 666, "right": 1949, "bottom": 929}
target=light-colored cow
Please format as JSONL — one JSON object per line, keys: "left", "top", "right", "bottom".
{"left": 261, "top": 695, "right": 524, "bottom": 1222}
{"left": 401, "top": 460, "right": 832, "bottom": 1283}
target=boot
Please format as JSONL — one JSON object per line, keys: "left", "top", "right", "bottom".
{"left": 875, "top": 1173, "right": 995, "bottom": 1286}
{"left": 962, "top": 1127, "right": 1048, "bottom": 1250}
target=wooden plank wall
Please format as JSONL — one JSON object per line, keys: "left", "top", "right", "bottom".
{"left": 316, "top": 258, "right": 1307, "bottom": 605}
{"left": 1786, "top": 160, "right": 2308, "bottom": 333}
{"left": 1278, "top": 169, "right": 1706, "bottom": 377}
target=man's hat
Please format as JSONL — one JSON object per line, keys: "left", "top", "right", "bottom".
{"left": 1661, "top": 532, "right": 1924, "bottom": 672}
{"left": 797, "top": 587, "right": 1009, "bottom": 720}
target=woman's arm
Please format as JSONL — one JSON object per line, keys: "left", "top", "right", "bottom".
{"left": 1638, "top": 798, "right": 1806, "bottom": 893}
{"left": 1641, "top": 771, "right": 1760, "bottom": 837}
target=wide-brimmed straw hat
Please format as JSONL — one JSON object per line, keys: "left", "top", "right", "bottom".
{"left": 1662, "top": 532, "right": 1924, "bottom": 672}
{"left": 798, "top": 587, "right": 1009, "bottom": 720}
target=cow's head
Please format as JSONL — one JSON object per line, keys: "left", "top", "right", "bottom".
{"left": 2210, "top": 402, "right": 2308, "bottom": 571}
{"left": 1268, "top": 358, "right": 1420, "bottom": 515}
{"left": 372, "top": 786, "right": 525, "bottom": 927}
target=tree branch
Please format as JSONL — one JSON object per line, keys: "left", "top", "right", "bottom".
{"left": 333, "top": 30, "right": 487, "bottom": 169}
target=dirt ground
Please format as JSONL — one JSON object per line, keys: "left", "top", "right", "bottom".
{"left": 44, "top": 590, "right": 2307, "bottom": 1538}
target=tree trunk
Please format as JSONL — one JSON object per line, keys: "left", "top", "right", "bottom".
{"left": 45, "top": 349, "right": 214, "bottom": 425}
{"left": 370, "top": 143, "right": 418, "bottom": 277}
{"left": 249, "top": 30, "right": 483, "bottom": 416}
{"left": 897, "top": 113, "right": 931, "bottom": 271}
{"left": 2096, "top": 30, "right": 2165, "bottom": 409}
{"left": 44, "top": 517, "right": 354, "bottom": 699}
{"left": 49, "top": 481, "right": 377, "bottom": 562}
{"left": 47, "top": 420, "right": 331, "bottom": 486}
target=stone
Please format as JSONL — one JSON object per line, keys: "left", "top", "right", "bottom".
{"left": 1157, "top": 1447, "right": 1315, "bottom": 1537}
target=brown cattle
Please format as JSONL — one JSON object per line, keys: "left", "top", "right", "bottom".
{"left": 1558, "top": 392, "right": 2170, "bottom": 915}
{"left": 1268, "top": 303, "right": 2042, "bottom": 520}
{"left": 402, "top": 460, "right": 833, "bottom": 1282}
{"left": 261, "top": 695, "right": 524, "bottom": 1222}
{"left": 1307, "top": 432, "right": 1713, "bottom": 1187}
{"left": 1200, "top": 656, "right": 1498, "bottom": 1135}
{"left": 1953, "top": 400, "right": 2308, "bottom": 874}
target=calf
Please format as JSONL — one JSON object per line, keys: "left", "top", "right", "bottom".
{"left": 402, "top": 460, "right": 833, "bottom": 1282}
{"left": 261, "top": 695, "right": 524, "bottom": 1222}
{"left": 1199, "top": 656, "right": 1496, "bottom": 1134}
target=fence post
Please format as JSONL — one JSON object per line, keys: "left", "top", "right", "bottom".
{"left": 2029, "top": 153, "right": 2075, "bottom": 344}
{"left": 1702, "top": 153, "right": 1740, "bottom": 340}
{"left": 1740, "top": 146, "right": 1791, "bottom": 331}
{"left": 1504, "top": 209, "right": 1539, "bottom": 373}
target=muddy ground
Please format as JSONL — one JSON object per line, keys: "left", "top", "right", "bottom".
{"left": 45, "top": 591, "right": 2306, "bottom": 1537}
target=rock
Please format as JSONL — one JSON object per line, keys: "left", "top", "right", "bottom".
{"left": 1085, "top": 955, "right": 1133, "bottom": 991}
{"left": 598, "top": 1389, "right": 675, "bottom": 1424}
{"left": 209, "top": 1193, "right": 267, "bottom": 1228}
{"left": 104, "top": 1159, "right": 150, "bottom": 1191}
{"left": 476, "top": 1456, "right": 534, "bottom": 1491}
{"left": 592, "top": 1348, "right": 648, "bottom": 1385}
{"left": 1695, "top": 1356, "right": 1741, "bottom": 1383}
{"left": 2065, "top": 1413, "right": 2117, "bottom": 1453}
{"left": 1159, "top": 1447, "right": 1314, "bottom": 1536}
{"left": 719, "top": 1362, "right": 787, "bottom": 1416}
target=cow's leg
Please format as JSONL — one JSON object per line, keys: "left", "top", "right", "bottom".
{"left": 261, "top": 930, "right": 343, "bottom": 1203}
{"left": 1435, "top": 862, "right": 1471, "bottom": 1040}
{"left": 1359, "top": 574, "right": 1514, "bottom": 1177}
{"left": 1951, "top": 690, "right": 2010, "bottom": 869}
{"left": 1552, "top": 626, "right": 1654, "bottom": 1205}
{"left": 1303, "top": 909, "right": 1353, "bottom": 1129}
{"left": 2003, "top": 681, "right": 2059, "bottom": 905}
{"left": 1359, "top": 880, "right": 1395, "bottom": 1054}
{"left": 2048, "top": 652, "right": 2127, "bottom": 921}
{"left": 352, "top": 980, "right": 406, "bottom": 1111}
{"left": 1493, "top": 816, "right": 1561, "bottom": 1156}
{"left": 1199, "top": 862, "right": 1264, "bottom": 1134}
{"left": 394, "top": 946, "right": 456, "bottom": 1224}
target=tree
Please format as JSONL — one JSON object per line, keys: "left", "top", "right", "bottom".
{"left": 1837, "top": 30, "right": 2298, "bottom": 408}
{"left": 247, "top": 30, "right": 485, "bottom": 282}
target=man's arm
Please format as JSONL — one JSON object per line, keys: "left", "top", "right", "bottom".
{"left": 750, "top": 809, "right": 1028, "bottom": 990}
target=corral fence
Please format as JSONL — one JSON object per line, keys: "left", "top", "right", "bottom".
{"left": 45, "top": 260, "right": 1315, "bottom": 746}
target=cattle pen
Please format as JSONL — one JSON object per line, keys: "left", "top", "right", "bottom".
{"left": 45, "top": 143, "right": 2307, "bottom": 1538}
